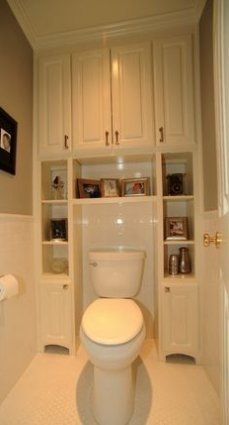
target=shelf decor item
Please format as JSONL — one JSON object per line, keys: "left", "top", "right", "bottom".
{"left": 51, "top": 175, "right": 65, "bottom": 199}
{"left": 165, "top": 217, "right": 188, "bottom": 240}
{"left": 100, "top": 179, "right": 120, "bottom": 197}
{"left": 77, "top": 179, "right": 101, "bottom": 198}
{"left": 179, "top": 247, "right": 191, "bottom": 274}
{"left": 166, "top": 173, "right": 185, "bottom": 195}
{"left": 121, "top": 177, "right": 150, "bottom": 197}
{"left": 169, "top": 254, "right": 179, "bottom": 275}
{"left": 0, "top": 107, "right": 17, "bottom": 175}
{"left": 50, "top": 258, "right": 68, "bottom": 274}
{"left": 50, "top": 218, "right": 67, "bottom": 241}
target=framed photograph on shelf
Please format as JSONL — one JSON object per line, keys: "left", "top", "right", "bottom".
{"left": 165, "top": 217, "right": 188, "bottom": 240}
{"left": 77, "top": 179, "right": 101, "bottom": 198}
{"left": 0, "top": 107, "right": 17, "bottom": 175}
{"left": 121, "top": 177, "right": 150, "bottom": 197}
{"left": 100, "top": 179, "right": 120, "bottom": 197}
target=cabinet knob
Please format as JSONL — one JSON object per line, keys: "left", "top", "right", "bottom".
{"left": 159, "top": 127, "right": 164, "bottom": 143}
{"left": 63, "top": 284, "right": 68, "bottom": 290}
{"left": 64, "top": 134, "right": 69, "bottom": 149}
{"left": 115, "top": 130, "right": 120, "bottom": 145}
{"left": 165, "top": 287, "right": 170, "bottom": 293}
{"left": 105, "top": 131, "right": 109, "bottom": 146}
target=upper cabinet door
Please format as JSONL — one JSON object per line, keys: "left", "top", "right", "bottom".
{"left": 38, "top": 55, "right": 72, "bottom": 156}
{"left": 153, "top": 35, "right": 195, "bottom": 147}
{"left": 72, "top": 49, "right": 112, "bottom": 151}
{"left": 111, "top": 43, "right": 154, "bottom": 149}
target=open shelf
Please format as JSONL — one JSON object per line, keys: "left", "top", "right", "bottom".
{"left": 42, "top": 241, "right": 68, "bottom": 246}
{"left": 163, "top": 273, "right": 196, "bottom": 284}
{"left": 73, "top": 195, "right": 157, "bottom": 206}
{"left": 163, "top": 195, "right": 194, "bottom": 201}
{"left": 164, "top": 240, "right": 194, "bottom": 245}
{"left": 42, "top": 200, "right": 68, "bottom": 205}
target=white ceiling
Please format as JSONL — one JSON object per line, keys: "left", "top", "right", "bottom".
{"left": 7, "top": 0, "right": 206, "bottom": 49}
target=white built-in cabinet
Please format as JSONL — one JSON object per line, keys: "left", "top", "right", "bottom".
{"left": 38, "top": 55, "right": 72, "bottom": 156}
{"left": 162, "top": 283, "right": 198, "bottom": 357}
{"left": 153, "top": 35, "right": 195, "bottom": 146}
{"left": 40, "top": 281, "right": 72, "bottom": 350}
{"left": 72, "top": 43, "right": 153, "bottom": 152}
{"left": 36, "top": 33, "right": 200, "bottom": 360}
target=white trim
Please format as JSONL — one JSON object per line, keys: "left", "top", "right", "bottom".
{"left": 7, "top": 1, "right": 197, "bottom": 51}
{"left": 0, "top": 213, "right": 34, "bottom": 222}
{"left": 6, "top": 0, "right": 37, "bottom": 47}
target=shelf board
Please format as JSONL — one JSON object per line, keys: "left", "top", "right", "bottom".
{"left": 41, "top": 273, "right": 71, "bottom": 282}
{"left": 73, "top": 195, "right": 156, "bottom": 205}
{"left": 163, "top": 195, "right": 194, "bottom": 201}
{"left": 164, "top": 240, "right": 194, "bottom": 245}
{"left": 162, "top": 273, "right": 197, "bottom": 284}
{"left": 41, "top": 199, "right": 68, "bottom": 204}
{"left": 42, "top": 240, "right": 68, "bottom": 246}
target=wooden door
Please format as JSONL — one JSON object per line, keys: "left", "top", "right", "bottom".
{"left": 163, "top": 284, "right": 198, "bottom": 357}
{"left": 111, "top": 43, "right": 154, "bottom": 149}
{"left": 72, "top": 49, "right": 112, "bottom": 152}
{"left": 38, "top": 55, "right": 71, "bottom": 156}
{"left": 153, "top": 35, "right": 195, "bottom": 147}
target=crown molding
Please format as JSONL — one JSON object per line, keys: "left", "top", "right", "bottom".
{"left": 194, "top": 0, "right": 207, "bottom": 22}
{"left": 6, "top": 0, "right": 37, "bottom": 47}
{"left": 7, "top": 0, "right": 198, "bottom": 51}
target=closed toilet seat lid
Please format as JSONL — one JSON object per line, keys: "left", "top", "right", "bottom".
{"left": 82, "top": 298, "right": 144, "bottom": 345}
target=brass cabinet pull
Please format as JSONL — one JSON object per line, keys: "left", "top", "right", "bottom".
{"left": 203, "top": 232, "right": 222, "bottom": 248}
{"left": 105, "top": 131, "right": 109, "bottom": 146}
{"left": 64, "top": 134, "right": 69, "bottom": 149}
{"left": 159, "top": 127, "right": 164, "bottom": 143}
{"left": 115, "top": 130, "right": 120, "bottom": 145}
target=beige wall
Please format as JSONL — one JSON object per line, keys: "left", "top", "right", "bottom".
{"left": 0, "top": 0, "right": 33, "bottom": 215}
{"left": 199, "top": 0, "right": 218, "bottom": 211}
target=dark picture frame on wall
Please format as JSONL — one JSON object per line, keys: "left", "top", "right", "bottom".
{"left": 0, "top": 107, "right": 17, "bottom": 175}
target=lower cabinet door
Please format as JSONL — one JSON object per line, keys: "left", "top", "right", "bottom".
{"left": 40, "top": 283, "right": 72, "bottom": 349}
{"left": 162, "top": 284, "right": 198, "bottom": 357}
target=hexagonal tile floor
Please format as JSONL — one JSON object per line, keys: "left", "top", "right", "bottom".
{"left": 0, "top": 341, "right": 220, "bottom": 425}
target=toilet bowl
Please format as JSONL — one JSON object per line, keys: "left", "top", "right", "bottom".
{"left": 80, "top": 250, "right": 146, "bottom": 425}
{"left": 80, "top": 298, "right": 145, "bottom": 425}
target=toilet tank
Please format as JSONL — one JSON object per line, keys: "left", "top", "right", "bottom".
{"left": 89, "top": 250, "right": 145, "bottom": 298}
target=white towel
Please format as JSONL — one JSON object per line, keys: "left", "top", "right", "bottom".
{"left": 0, "top": 274, "right": 19, "bottom": 301}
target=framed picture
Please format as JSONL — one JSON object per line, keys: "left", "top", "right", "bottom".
{"left": 77, "top": 179, "right": 101, "bottom": 198}
{"left": 0, "top": 107, "right": 17, "bottom": 175}
{"left": 121, "top": 178, "right": 150, "bottom": 197}
{"left": 165, "top": 217, "right": 188, "bottom": 240}
{"left": 100, "top": 179, "right": 120, "bottom": 197}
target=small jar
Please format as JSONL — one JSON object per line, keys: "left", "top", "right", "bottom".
{"left": 169, "top": 254, "right": 179, "bottom": 275}
{"left": 179, "top": 247, "right": 191, "bottom": 274}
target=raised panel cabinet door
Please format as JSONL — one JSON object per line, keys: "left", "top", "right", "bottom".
{"left": 40, "top": 283, "right": 72, "bottom": 349}
{"left": 38, "top": 55, "right": 72, "bottom": 156}
{"left": 111, "top": 43, "right": 154, "bottom": 148}
{"left": 72, "top": 49, "right": 112, "bottom": 151}
{"left": 153, "top": 35, "right": 195, "bottom": 146}
{"left": 163, "top": 285, "right": 198, "bottom": 356}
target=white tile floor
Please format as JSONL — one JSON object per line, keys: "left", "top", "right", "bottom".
{"left": 0, "top": 340, "right": 220, "bottom": 425}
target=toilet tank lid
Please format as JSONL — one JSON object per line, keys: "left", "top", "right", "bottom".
{"left": 81, "top": 299, "right": 144, "bottom": 345}
{"left": 89, "top": 250, "right": 146, "bottom": 261}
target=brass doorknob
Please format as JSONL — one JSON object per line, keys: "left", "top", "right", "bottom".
{"left": 203, "top": 232, "right": 222, "bottom": 248}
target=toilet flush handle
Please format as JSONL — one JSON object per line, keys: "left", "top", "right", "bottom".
{"left": 89, "top": 262, "right": 98, "bottom": 267}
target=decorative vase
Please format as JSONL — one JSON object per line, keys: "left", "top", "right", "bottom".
{"left": 169, "top": 254, "right": 179, "bottom": 275}
{"left": 179, "top": 247, "right": 191, "bottom": 274}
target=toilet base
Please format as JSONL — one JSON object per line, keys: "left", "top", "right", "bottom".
{"left": 93, "top": 365, "right": 134, "bottom": 425}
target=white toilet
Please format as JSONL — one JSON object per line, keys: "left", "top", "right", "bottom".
{"left": 80, "top": 249, "right": 146, "bottom": 425}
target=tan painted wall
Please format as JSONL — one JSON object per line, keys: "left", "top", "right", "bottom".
{"left": 199, "top": 0, "right": 218, "bottom": 211}
{"left": 0, "top": 0, "right": 33, "bottom": 214}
